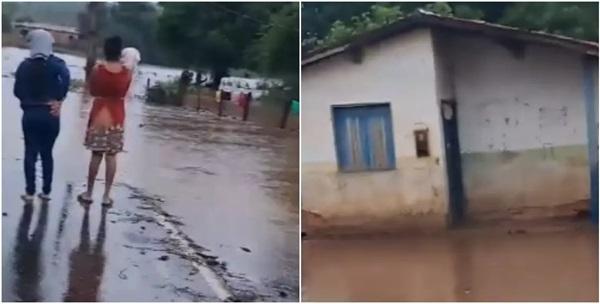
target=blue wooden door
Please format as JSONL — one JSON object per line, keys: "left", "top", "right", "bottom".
{"left": 441, "top": 100, "right": 465, "bottom": 224}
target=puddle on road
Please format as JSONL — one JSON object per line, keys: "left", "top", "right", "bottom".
{"left": 3, "top": 182, "right": 221, "bottom": 302}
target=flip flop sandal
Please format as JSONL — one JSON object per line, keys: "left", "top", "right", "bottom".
{"left": 102, "top": 197, "right": 114, "bottom": 207}
{"left": 38, "top": 193, "right": 51, "bottom": 201}
{"left": 77, "top": 193, "right": 93, "bottom": 204}
{"left": 20, "top": 194, "right": 34, "bottom": 204}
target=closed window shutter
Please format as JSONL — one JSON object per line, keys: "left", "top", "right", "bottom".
{"left": 333, "top": 103, "right": 396, "bottom": 172}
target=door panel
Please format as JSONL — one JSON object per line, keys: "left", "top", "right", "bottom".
{"left": 441, "top": 100, "right": 465, "bottom": 224}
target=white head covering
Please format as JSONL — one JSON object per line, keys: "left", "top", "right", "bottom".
{"left": 26, "top": 29, "right": 55, "bottom": 58}
{"left": 121, "top": 47, "right": 141, "bottom": 70}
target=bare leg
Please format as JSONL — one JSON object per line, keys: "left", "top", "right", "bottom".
{"left": 86, "top": 151, "right": 104, "bottom": 197}
{"left": 103, "top": 153, "right": 117, "bottom": 202}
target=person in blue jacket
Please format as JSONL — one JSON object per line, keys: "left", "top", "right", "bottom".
{"left": 13, "top": 29, "right": 70, "bottom": 202}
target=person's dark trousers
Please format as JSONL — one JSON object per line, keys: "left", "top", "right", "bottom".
{"left": 22, "top": 108, "right": 60, "bottom": 196}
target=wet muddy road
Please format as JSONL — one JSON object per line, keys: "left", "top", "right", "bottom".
{"left": 2, "top": 48, "right": 299, "bottom": 301}
{"left": 303, "top": 223, "right": 598, "bottom": 302}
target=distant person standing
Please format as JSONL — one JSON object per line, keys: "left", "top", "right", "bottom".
{"left": 13, "top": 29, "right": 71, "bottom": 202}
{"left": 78, "top": 36, "right": 132, "bottom": 206}
{"left": 120, "top": 47, "right": 141, "bottom": 99}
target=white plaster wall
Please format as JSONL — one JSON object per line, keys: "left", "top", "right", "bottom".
{"left": 445, "top": 34, "right": 587, "bottom": 153}
{"left": 302, "top": 28, "right": 443, "bottom": 163}
{"left": 434, "top": 32, "right": 593, "bottom": 215}
{"left": 302, "top": 29, "right": 449, "bottom": 228}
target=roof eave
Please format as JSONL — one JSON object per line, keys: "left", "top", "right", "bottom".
{"left": 302, "top": 12, "right": 599, "bottom": 67}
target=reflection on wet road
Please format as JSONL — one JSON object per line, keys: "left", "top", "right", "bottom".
{"left": 2, "top": 47, "right": 298, "bottom": 301}
{"left": 64, "top": 205, "right": 107, "bottom": 302}
{"left": 303, "top": 224, "right": 598, "bottom": 302}
{"left": 12, "top": 203, "right": 48, "bottom": 302}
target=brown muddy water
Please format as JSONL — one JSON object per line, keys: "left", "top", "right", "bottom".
{"left": 303, "top": 222, "right": 598, "bottom": 302}
{"left": 2, "top": 47, "right": 298, "bottom": 301}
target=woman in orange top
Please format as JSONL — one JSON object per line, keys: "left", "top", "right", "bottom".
{"left": 78, "top": 36, "right": 131, "bottom": 206}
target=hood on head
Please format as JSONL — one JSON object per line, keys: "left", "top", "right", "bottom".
{"left": 26, "top": 29, "right": 55, "bottom": 58}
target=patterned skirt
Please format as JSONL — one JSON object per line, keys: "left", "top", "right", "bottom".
{"left": 84, "top": 125, "right": 124, "bottom": 154}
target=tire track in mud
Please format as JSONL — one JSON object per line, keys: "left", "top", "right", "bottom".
{"left": 115, "top": 182, "right": 268, "bottom": 302}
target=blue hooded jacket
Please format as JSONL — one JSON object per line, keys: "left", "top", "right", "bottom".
{"left": 13, "top": 55, "right": 71, "bottom": 109}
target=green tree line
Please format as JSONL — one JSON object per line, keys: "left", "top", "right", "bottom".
{"left": 302, "top": 2, "right": 598, "bottom": 52}
{"left": 157, "top": 2, "right": 298, "bottom": 86}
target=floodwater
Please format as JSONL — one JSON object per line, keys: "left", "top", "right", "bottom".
{"left": 303, "top": 222, "right": 598, "bottom": 302}
{"left": 2, "top": 47, "right": 298, "bottom": 301}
